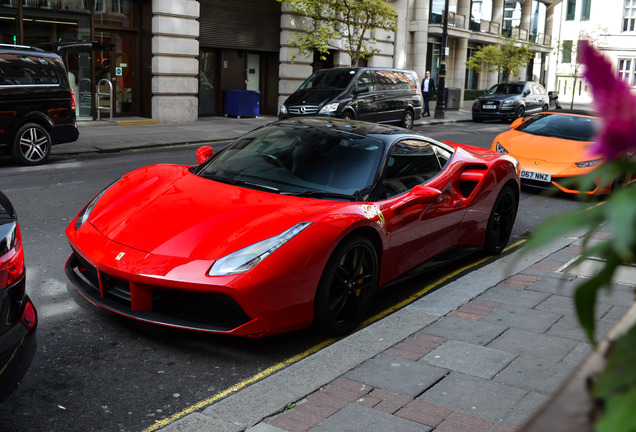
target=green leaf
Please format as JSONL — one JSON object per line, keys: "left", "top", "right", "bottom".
{"left": 573, "top": 255, "right": 620, "bottom": 344}
{"left": 524, "top": 203, "right": 605, "bottom": 253}
{"left": 594, "top": 326, "right": 636, "bottom": 399}
{"left": 595, "top": 384, "right": 636, "bottom": 432}
{"left": 604, "top": 187, "right": 636, "bottom": 262}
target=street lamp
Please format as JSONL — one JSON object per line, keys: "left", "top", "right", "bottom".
{"left": 434, "top": 0, "right": 450, "bottom": 119}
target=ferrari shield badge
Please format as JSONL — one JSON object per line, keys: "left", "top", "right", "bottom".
{"left": 115, "top": 252, "right": 125, "bottom": 261}
{"left": 360, "top": 205, "right": 385, "bottom": 226}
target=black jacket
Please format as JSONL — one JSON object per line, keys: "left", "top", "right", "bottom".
{"left": 421, "top": 77, "right": 436, "bottom": 96}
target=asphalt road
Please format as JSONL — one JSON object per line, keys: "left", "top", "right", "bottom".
{"left": 0, "top": 122, "right": 588, "bottom": 432}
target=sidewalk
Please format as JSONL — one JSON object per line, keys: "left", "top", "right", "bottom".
{"left": 53, "top": 101, "right": 476, "bottom": 157}
{"left": 153, "top": 229, "right": 633, "bottom": 432}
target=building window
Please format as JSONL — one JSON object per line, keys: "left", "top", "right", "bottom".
{"left": 562, "top": 40, "right": 573, "bottom": 63}
{"left": 618, "top": 58, "right": 636, "bottom": 86}
{"left": 625, "top": 0, "right": 636, "bottom": 31}
{"left": 566, "top": 0, "right": 576, "bottom": 20}
{"left": 580, "top": 0, "right": 591, "bottom": 20}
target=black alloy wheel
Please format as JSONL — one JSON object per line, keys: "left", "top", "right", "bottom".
{"left": 12, "top": 122, "right": 52, "bottom": 165}
{"left": 314, "top": 235, "right": 379, "bottom": 335}
{"left": 483, "top": 186, "right": 518, "bottom": 255}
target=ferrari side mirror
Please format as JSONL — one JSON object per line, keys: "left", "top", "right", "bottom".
{"left": 391, "top": 185, "right": 442, "bottom": 212}
{"left": 196, "top": 146, "right": 214, "bottom": 164}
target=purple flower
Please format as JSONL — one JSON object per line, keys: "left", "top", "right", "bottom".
{"left": 580, "top": 40, "right": 636, "bottom": 159}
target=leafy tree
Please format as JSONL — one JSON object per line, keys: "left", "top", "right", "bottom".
{"left": 465, "top": 37, "right": 535, "bottom": 81}
{"left": 278, "top": 0, "right": 398, "bottom": 66}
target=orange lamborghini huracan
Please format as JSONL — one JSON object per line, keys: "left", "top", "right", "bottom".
{"left": 491, "top": 110, "right": 631, "bottom": 195}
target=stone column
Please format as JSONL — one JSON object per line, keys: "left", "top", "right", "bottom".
{"left": 412, "top": 0, "right": 431, "bottom": 83}
{"left": 520, "top": 0, "right": 532, "bottom": 40}
{"left": 492, "top": 0, "right": 504, "bottom": 29}
{"left": 451, "top": 37, "right": 468, "bottom": 98}
{"left": 151, "top": 0, "right": 200, "bottom": 122}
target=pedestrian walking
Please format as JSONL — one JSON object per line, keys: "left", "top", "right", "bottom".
{"left": 421, "top": 71, "right": 436, "bottom": 117}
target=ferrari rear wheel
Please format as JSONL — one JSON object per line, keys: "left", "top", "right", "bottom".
{"left": 314, "top": 235, "right": 378, "bottom": 336}
{"left": 484, "top": 186, "right": 517, "bottom": 255}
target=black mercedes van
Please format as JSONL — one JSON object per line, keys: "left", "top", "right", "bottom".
{"left": 0, "top": 44, "right": 79, "bottom": 165}
{"left": 279, "top": 67, "right": 422, "bottom": 129}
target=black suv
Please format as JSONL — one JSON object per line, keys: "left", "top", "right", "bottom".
{"left": 472, "top": 81, "right": 550, "bottom": 122}
{"left": 0, "top": 44, "right": 79, "bottom": 165}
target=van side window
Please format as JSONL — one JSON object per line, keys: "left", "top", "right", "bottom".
{"left": 355, "top": 70, "right": 375, "bottom": 92}
{"left": 0, "top": 53, "right": 61, "bottom": 86}
{"left": 381, "top": 139, "right": 451, "bottom": 198}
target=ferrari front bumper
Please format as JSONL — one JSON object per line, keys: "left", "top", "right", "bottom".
{"left": 65, "top": 250, "right": 257, "bottom": 334}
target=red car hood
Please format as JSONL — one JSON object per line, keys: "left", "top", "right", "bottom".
{"left": 87, "top": 165, "right": 334, "bottom": 259}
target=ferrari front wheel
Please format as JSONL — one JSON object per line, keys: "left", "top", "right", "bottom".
{"left": 314, "top": 235, "right": 378, "bottom": 336}
{"left": 484, "top": 186, "right": 518, "bottom": 255}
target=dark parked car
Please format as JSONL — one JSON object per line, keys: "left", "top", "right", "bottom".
{"left": 472, "top": 81, "right": 550, "bottom": 122}
{"left": 0, "top": 191, "right": 37, "bottom": 402}
{"left": 279, "top": 67, "right": 422, "bottom": 129}
{"left": 0, "top": 43, "right": 79, "bottom": 165}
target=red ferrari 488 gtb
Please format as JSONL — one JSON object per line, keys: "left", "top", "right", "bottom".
{"left": 65, "top": 118, "right": 519, "bottom": 337}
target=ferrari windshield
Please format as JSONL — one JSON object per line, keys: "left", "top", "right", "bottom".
{"left": 299, "top": 68, "right": 357, "bottom": 90}
{"left": 516, "top": 113, "right": 599, "bottom": 141}
{"left": 197, "top": 123, "right": 385, "bottom": 200}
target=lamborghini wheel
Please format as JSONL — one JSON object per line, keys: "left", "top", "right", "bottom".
{"left": 314, "top": 235, "right": 378, "bottom": 335}
{"left": 484, "top": 186, "right": 517, "bottom": 255}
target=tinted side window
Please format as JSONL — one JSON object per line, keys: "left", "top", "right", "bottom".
{"left": 0, "top": 53, "right": 62, "bottom": 86}
{"left": 356, "top": 70, "right": 375, "bottom": 92}
{"left": 382, "top": 139, "right": 450, "bottom": 198}
{"left": 374, "top": 70, "right": 417, "bottom": 91}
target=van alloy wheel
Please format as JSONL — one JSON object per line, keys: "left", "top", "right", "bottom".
{"left": 12, "top": 123, "right": 52, "bottom": 166}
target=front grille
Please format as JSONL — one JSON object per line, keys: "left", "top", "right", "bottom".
{"left": 153, "top": 289, "right": 251, "bottom": 330}
{"left": 553, "top": 177, "right": 598, "bottom": 192}
{"left": 288, "top": 105, "right": 320, "bottom": 115}
{"left": 67, "top": 250, "right": 251, "bottom": 331}
{"left": 521, "top": 178, "right": 551, "bottom": 189}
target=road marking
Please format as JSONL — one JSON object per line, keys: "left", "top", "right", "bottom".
{"left": 141, "top": 239, "right": 527, "bottom": 432}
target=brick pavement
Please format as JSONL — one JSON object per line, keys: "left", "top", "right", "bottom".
{"left": 243, "top": 237, "right": 629, "bottom": 432}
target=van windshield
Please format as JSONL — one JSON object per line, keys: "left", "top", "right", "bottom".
{"left": 299, "top": 68, "right": 357, "bottom": 90}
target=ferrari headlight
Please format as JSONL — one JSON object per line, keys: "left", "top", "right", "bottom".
{"left": 74, "top": 180, "right": 120, "bottom": 230}
{"left": 319, "top": 103, "right": 339, "bottom": 114}
{"left": 209, "top": 222, "right": 312, "bottom": 276}
{"left": 495, "top": 142, "right": 508, "bottom": 154}
{"left": 575, "top": 159, "right": 603, "bottom": 168}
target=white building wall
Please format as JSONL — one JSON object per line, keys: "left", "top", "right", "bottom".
{"left": 548, "top": 0, "right": 635, "bottom": 106}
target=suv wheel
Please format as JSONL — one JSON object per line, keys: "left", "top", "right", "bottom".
{"left": 12, "top": 123, "right": 52, "bottom": 165}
